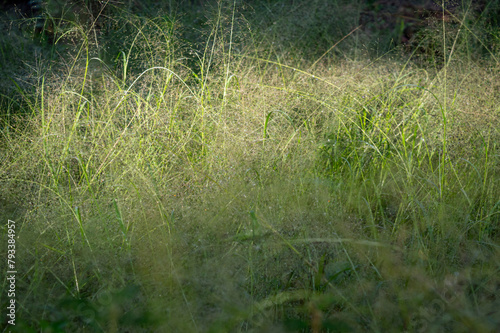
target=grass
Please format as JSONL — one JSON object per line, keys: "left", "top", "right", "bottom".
{"left": 0, "top": 0, "right": 499, "bottom": 332}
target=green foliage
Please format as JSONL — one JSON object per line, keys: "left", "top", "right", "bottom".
{"left": 0, "top": 0, "right": 499, "bottom": 332}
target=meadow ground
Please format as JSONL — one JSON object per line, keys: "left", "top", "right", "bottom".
{"left": 0, "top": 1, "right": 499, "bottom": 332}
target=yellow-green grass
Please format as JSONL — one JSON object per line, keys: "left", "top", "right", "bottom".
{"left": 0, "top": 2, "right": 499, "bottom": 332}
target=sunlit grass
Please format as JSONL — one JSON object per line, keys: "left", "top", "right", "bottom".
{"left": 0, "top": 1, "right": 499, "bottom": 332}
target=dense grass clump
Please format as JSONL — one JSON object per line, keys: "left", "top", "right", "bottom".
{"left": 1, "top": 0, "right": 499, "bottom": 332}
